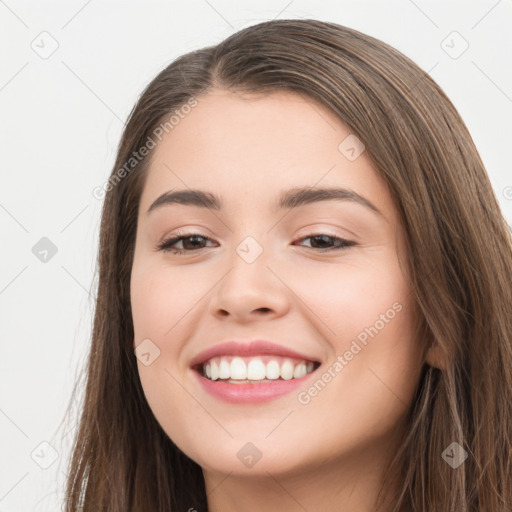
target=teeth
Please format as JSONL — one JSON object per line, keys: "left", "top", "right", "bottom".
{"left": 202, "top": 356, "right": 317, "bottom": 382}
{"left": 293, "top": 362, "right": 307, "bottom": 379}
{"left": 266, "top": 360, "right": 280, "bottom": 380}
{"left": 210, "top": 360, "right": 219, "bottom": 380}
{"left": 219, "top": 359, "right": 230, "bottom": 379}
{"left": 247, "top": 359, "right": 266, "bottom": 380}
{"left": 230, "top": 357, "right": 246, "bottom": 379}
{"left": 280, "top": 360, "right": 294, "bottom": 380}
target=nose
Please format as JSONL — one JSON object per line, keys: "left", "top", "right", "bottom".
{"left": 208, "top": 244, "right": 290, "bottom": 323}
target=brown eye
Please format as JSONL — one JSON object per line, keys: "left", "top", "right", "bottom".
{"left": 157, "top": 232, "right": 356, "bottom": 255}
{"left": 158, "top": 234, "right": 216, "bottom": 254}
{"left": 294, "top": 234, "right": 356, "bottom": 251}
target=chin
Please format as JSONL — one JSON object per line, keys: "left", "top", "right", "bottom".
{"left": 177, "top": 436, "right": 314, "bottom": 477}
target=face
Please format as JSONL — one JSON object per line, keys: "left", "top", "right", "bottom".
{"left": 130, "top": 88, "right": 427, "bottom": 478}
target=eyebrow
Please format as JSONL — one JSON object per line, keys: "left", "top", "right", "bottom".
{"left": 146, "top": 186, "right": 385, "bottom": 219}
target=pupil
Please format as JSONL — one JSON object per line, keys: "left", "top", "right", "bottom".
{"left": 312, "top": 235, "right": 330, "bottom": 248}
{"left": 184, "top": 236, "right": 204, "bottom": 249}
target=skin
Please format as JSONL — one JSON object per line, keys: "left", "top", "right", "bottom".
{"left": 130, "top": 88, "right": 441, "bottom": 512}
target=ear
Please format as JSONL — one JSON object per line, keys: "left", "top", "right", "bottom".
{"left": 425, "top": 339, "right": 446, "bottom": 371}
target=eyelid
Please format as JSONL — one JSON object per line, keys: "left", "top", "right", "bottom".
{"left": 158, "top": 227, "right": 214, "bottom": 244}
{"left": 156, "top": 228, "right": 357, "bottom": 255}
{"left": 294, "top": 227, "right": 346, "bottom": 239}
{"left": 155, "top": 228, "right": 216, "bottom": 251}
{"left": 157, "top": 227, "right": 349, "bottom": 245}
{"left": 293, "top": 225, "right": 357, "bottom": 244}
{"left": 292, "top": 232, "right": 356, "bottom": 250}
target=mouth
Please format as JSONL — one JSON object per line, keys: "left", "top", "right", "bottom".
{"left": 190, "top": 340, "right": 322, "bottom": 403}
{"left": 193, "top": 355, "right": 321, "bottom": 384}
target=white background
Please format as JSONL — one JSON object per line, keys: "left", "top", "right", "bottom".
{"left": 1, "top": 1, "right": 511, "bottom": 510}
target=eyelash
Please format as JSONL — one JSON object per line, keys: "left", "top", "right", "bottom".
{"left": 156, "top": 230, "right": 357, "bottom": 254}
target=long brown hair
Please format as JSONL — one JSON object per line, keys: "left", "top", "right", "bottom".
{"left": 62, "top": 19, "right": 512, "bottom": 511}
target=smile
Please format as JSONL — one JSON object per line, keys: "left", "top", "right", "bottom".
{"left": 193, "top": 362, "right": 321, "bottom": 403}
{"left": 201, "top": 355, "right": 318, "bottom": 383}
{"left": 190, "top": 339, "right": 322, "bottom": 403}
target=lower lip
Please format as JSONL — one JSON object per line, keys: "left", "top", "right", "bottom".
{"left": 193, "top": 369, "right": 317, "bottom": 404}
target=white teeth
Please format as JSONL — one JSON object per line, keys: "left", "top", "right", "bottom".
{"left": 293, "top": 362, "right": 307, "bottom": 379}
{"left": 266, "top": 360, "right": 280, "bottom": 380}
{"left": 230, "top": 357, "right": 247, "bottom": 379}
{"left": 202, "top": 356, "right": 317, "bottom": 382}
{"left": 247, "top": 359, "right": 266, "bottom": 380}
{"left": 210, "top": 360, "right": 219, "bottom": 381}
{"left": 219, "top": 359, "right": 230, "bottom": 379}
{"left": 280, "top": 360, "right": 294, "bottom": 380}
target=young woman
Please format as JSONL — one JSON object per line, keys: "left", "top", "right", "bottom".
{"left": 64, "top": 19, "right": 512, "bottom": 512}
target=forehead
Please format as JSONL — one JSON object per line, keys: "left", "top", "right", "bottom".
{"left": 138, "top": 88, "right": 393, "bottom": 219}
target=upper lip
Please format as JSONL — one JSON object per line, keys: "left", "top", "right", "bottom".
{"left": 189, "top": 339, "right": 320, "bottom": 368}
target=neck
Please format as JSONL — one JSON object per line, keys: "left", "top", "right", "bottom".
{"left": 203, "top": 427, "right": 405, "bottom": 512}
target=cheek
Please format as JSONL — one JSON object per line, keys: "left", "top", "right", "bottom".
{"left": 289, "top": 296, "right": 421, "bottom": 462}
{"left": 135, "top": 361, "right": 207, "bottom": 468}
{"left": 130, "top": 264, "right": 203, "bottom": 457}
{"left": 289, "top": 253, "right": 423, "bottom": 422}
{"left": 130, "top": 261, "right": 205, "bottom": 346}
{"left": 287, "top": 252, "right": 410, "bottom": 342}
